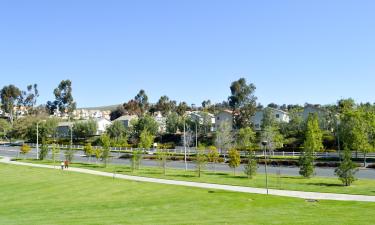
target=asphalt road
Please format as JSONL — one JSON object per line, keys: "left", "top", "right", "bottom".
{"left": 1, "top": 146, "right": 374, "bottom": 179}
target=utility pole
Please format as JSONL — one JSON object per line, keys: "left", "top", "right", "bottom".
{"left": 262, "top": 141, "right": 269, "bottom": 195}
{"left": 36, "top": 122, "right": 39, "bottom": 160}
{"left": 184, "top": 118, "right": 187, "bottom": 171}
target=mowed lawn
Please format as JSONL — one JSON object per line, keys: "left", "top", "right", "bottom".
{"left": 1, "top": 163, "right": 375, "bottom": 225}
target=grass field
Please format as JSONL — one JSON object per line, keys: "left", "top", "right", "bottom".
{"left": 1, "top": 163, "right": 375, "bottom": 225}
{"left": 18, "top": 159, "right": 375, "bottom": 196}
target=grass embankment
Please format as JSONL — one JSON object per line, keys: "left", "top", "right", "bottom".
{"left": 1, "top": 163, "right": 375, "bottom": 225}
{"left": 18, "top": 159, "right": 375, "bottom": 196}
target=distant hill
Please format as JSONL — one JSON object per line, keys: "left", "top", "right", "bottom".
{"left": 78, "top": 104, "right": 120, "bottom": 111}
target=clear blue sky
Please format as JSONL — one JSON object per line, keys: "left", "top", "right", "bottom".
{"left": 0, "top": 0, "right": 374, "bottom": 107}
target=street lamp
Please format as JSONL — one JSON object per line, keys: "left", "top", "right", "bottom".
{"left": 262, "top": 141, "right": 269, "bottom": 195}
{"left": 335, "top": 114, "right": 341, "bottom": 162}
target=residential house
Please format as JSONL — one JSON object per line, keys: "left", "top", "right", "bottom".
{"left": 95, "top": 118, "right": 112, "bottom": 135}
{"left": 188, "top": 111, "right": 216, "bottom": 132}
{"left": 252, "top": 108, "right": 290, "bottom": 131}
{"left": 115, "top": 115, "right": 138, "bottom": 128}
{"left": 153, "top": 111, "right": 166, "bottom": 133}
{"left": 215, "top": 110, "right": 233, "bottom": 130}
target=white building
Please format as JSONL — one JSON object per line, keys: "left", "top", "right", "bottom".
{"left": 153, "top": 112, "right": 166, "bottom": 133}
{"left": 188, "top": 111, "right": 216, "bottom": 132}
{"left": 215, "top": 110, "right": 233, "bottom": 130}
{"left": 252, "top": 108, "right": 290, "bottom": 131}
{"left": 95, "top": 118, "right": 112, "bottom": 135}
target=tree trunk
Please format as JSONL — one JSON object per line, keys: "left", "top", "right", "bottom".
{"left": 364, "top": 152, "right": 367, "bottom": 168}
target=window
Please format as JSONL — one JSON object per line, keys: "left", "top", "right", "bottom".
{"left": 255, "top": 124, "right": 260, "bottom": 128}
{"left": 217, "top": 117, "right": 220, "bottom": 120}
{"left": 276, "top": 114, "right": 280, "bottom": 118}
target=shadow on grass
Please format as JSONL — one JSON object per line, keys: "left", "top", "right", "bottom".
{"left": 204, "top": 172, "right": 228, "bottom": 176}
{"left": 168, "top": 174, "right": 196, "bottom": 178}
{"left": 306, "top": 182, "right": 343, "bottom": 187}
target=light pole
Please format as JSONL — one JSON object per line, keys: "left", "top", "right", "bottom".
{"left": 336, "top": 115, "right": 341, "bottom": 162}
{"left": 36, "top": 120, "right": 45, "bottom": 160}
{"left": 184, "top": 117, "right": 187, "bottom": 171}
{"left": 262, "top": 141, "right": 269, "bottom": 195}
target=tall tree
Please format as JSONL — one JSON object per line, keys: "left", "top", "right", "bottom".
{"left": 47, "top": 80, "right": 76, "bottom": 116}
{"left": 134, "top": 89, "right": 149, "bottom": 115}
{"left": 166, "top": 112, "right": 182, "bottom": 134}
{"left": 155, "top": 95, "right": 176, "bottom": 116}
{"left": 236, "top": 127, "right": 256, "bottom": 151}
{"left": 1, "top": 85, "right": 22, "bottom": 124}
{"left": 176, "top": 102, "right": 189, "bottom": 116}
{"left": 20, "top": 84, "right": 39, "bottom": 114}
{"left": 72, "top": 120, "right": 97, "bottom": 140}
{"left": 228, "top": 78, "right": 257, "bottom": 129}
{"left": 100, "top": 134, "right": 111, "bottom": 168}
{"left": 106, "top": 120, "right": 127, "bottom": 141}
{"left": 228, "top": 148, "right": 241, "bottom": 175}
{"left": 215, "top": 121, "right": 233, "bottom": 154}
{"left": 335, "top": 147, "right": 358, "bottom": 186}
{"left": 299, "top": 113, "right": 323, "bottom": 178}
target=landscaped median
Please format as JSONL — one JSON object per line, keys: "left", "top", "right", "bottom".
{"left": 15, "top": 159, "right": 375, "bottom": 196}
{"left": 0, "top": 162, "right": 375, "bottom": 225}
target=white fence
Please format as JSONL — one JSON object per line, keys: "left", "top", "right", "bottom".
{"left": 24, "top": 143, "right": 375, "bottom": 158}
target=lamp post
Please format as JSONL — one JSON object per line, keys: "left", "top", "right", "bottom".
{"left": 336, "top": 114, "right": 341, "bottom": 162}
{"left": 262, "top": 141, "right": 269, "bottom": 195}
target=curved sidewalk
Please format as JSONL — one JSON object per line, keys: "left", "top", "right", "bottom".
{"left": 1, "top": 156, "right": 375, "bottom": 203}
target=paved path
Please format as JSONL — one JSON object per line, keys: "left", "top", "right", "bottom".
{"left": 1, "top": 157, "right": 375, "bottom": 203}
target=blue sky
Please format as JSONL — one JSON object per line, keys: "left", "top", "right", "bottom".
{"left": 0, "top": 0, "right": 374, "bottom": 107}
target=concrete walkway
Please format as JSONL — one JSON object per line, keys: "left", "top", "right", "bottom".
{"left": 1, "top": 157, "right": 375, "bottom": 203}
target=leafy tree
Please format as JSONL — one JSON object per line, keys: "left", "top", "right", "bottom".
{"left": 195, "top": 148, "right": 207, "bottom": 177}
{"left": 39, "top": 143, "right": 49, "bottom": 160}
{"left": 138, "top": 129, "right": 155, "bottom": 149}
{"left": 64, "top": 147, "right": 74, "bottom": 163}
{"left": 94, "top": 148, "right": 102, "bottom": 164}
{"left": 155, "top": 95, "right": 176, "bottom": 116}
{"left": 0, "top": 119, "right": 11, "bottom": 139}
{"left": 261, "top": 126, "right": 284, "bottom": 152}
{"left": 1, "top": 84, "right": 22, "bottom": 124}
{"left": 46, "top": 80, "right": 76, "bottom": 116}
{"left": 133, "top": 115, "right": 158, "bottom": 136}
{"left": 299, "top": 113, "right": 323, "bottom": 178}
{"left": 110, "top": 105, "right": 126, "bottom": 120}
{"left": 51, "top": 143, "right": 60, "bottom": 167}
{"left": 131, "top": 150, "right": 142, "bottom": 172}
{"left": 201, "top": 100, "right": 211, "bottom": 109}
{"left": 166, "top": 112, "right": 182, "bottom": 134}
{"left": 215, "top": 121, "right": 233, "bottom": 154}
{"left": 236, "top": 127, "right": 256, "bottom": 151}
{"left": 335, "top": 147, "right": 358, "bottom": 186}
{"left": 134, "top": 89, "right": 149, "bottom": 115}
{"left": 73, "top": 120, "right": 97, "bottom": 140}
{"left": 84, "top": 143, "right": 94, "bottom": 163}
{"left": 228, "top": 78, "right": 257, "bottom": 129}
{"left": 106, "top": 120, "right": 127, "bottom": 141}
{"left": 20, "top": 84, "right": 39, "bottom": 114}
{"left": 244, "top": 151, "right": 257, "bottom": 179}
{"left": 20, "top": 144, "right": 31, "bottom": 158}
{"left": 176, "top": 102, "right": 189, "bottom": 116}
{"left": 100, "top": 134, "right": 111, "bottom": 168}
{"left": 25, "top": 118, "right": 58, "bottom": 143}
{"left": 228, "top": 148, "right": 241, "bottom": 175}
{"left": 156, "top": 147, "right": 170, "bottom": 175}
{"left": 207, "top": 145, "right": 220, "bottom": 173}
{"left": 261, "top": 108, "right": 278, "bottom": 130}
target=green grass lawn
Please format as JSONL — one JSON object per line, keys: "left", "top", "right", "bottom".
{"left": 18, "top": 159, "right": 375, "bottom": 196}
{"left": 1, "top": 163, "right": 375, "bottom": 225}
